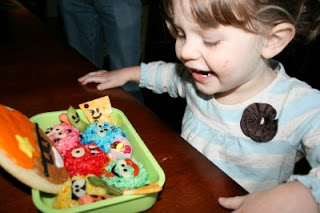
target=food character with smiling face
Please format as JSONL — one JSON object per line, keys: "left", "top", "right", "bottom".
{"left": 79, "top": 96, "right": 113, "bottom": 123}
{"left": 102, "top": 157, "right": 149, "bottom": 190}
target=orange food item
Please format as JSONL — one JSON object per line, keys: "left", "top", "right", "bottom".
{"left": 125, "top": 158, "right": 139, "bottom": 177}
{"left": 0, "top": 105, "right": 40, "bottom": 169}
{"left": 123, "top": 181, "right": 162, "bottom": 195}
{"left": 79, "top": 96, "right": 113, "bottom": 123}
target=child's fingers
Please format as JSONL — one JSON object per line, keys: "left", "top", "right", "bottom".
{"left": 78, "top": 70, "right": 108, "bottom": 82}
{"left": 81, "top": 76, "right": 108, "bottom": 85}
{"left": 78, "top": 72, "right": 109, "bottom": 85}
{"left": 78, "top": 69, "right": 126, "bottom": 90}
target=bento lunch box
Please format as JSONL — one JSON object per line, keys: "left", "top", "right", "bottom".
{"left": 30, "top": 108, "right": 165, "bottom": 213}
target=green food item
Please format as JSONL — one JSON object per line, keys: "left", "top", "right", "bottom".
{"left": 101, "top": 158, "right": 149, "bottom": 190}
{"left": 87, "top": 176, "right": 123, "bottom": 196}
{"left": 67, "top": 106, "right": 89, "bottom": 133}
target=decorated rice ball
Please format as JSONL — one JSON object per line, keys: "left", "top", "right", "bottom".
{"left": 45, "top": 123, "right": 81, "bottom": 157}
{"left": 81, "top": 122, "right": 126, "bottom": 153}
{"left": 64, "top": 143, "right": 109, "bottom": 178}
{"left": 53, "top": 175, "right": 108, "bottom": 209}
{"left": 101, "top": 158, "right": 149, "bottom": 190}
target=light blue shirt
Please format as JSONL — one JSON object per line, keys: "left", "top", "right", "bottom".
{"left": 140, "top": 60, "right": 320, "bottom": 203}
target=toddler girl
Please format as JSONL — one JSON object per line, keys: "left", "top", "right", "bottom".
{"left": 79, "top": 0, "right": 320, "bottom": 212}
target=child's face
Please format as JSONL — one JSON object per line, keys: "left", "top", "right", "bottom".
{"left": 173, "top": 1, "right": 270, "bottom": 98}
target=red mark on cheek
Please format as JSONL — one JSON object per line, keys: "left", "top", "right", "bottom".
{"left": 222, "top": 60, "right": 230, "bottom": 69}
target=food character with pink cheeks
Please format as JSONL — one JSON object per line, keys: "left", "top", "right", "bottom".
{"left": 45, "top": 123, "right": 81, "bottom": 157}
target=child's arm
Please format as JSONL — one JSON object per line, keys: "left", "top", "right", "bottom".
{"left": 218, "top": 181, "right": 319, "bottom": 212}
{"left": 78, "top": 66, "right": 141, "bottom": 90}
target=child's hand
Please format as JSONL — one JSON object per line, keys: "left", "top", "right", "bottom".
{"left": 218, "top": 181, "right": 318, "bottom": 213}
{"left": 78, "top": 70, "right": 126, "bottom": 90}
{"left": 78, "top": 66, "right": 141, "bottom": 90}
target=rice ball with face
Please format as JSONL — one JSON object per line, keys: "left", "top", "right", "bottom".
{"left": 63, "top": 143, "right": 110, "bottom": 178}
{"left": 81, "top": 122, "right": 126, "bottom": 153}
{"left": 53, "top": 175, "right": 108, "bottom": 209}
{"left": 102, "top": 158, "right": 149, "bottom": 190}
{"left": 45, "top": 123, "right": 81, "bottom": 157}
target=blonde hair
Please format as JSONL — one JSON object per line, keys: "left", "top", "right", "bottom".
{"left": 163, "top": 0, "right": 320, "bottom": 43}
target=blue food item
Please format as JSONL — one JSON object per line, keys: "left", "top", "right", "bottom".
{"left": 81, "top": 122, "right": 125, "bottom": 153}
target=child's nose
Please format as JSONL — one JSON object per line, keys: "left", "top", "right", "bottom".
{"left": 179, "top": 40, "right": 200, "bottom": 61}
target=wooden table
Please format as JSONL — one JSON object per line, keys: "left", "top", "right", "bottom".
{"left": 0, "top": 1, "right": 247, "bottom": 212}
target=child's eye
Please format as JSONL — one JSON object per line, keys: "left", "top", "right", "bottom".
{"left": 176, "top": 31, "right": 185, "bottom": 39}
{"left": 173, "top": 27, "right": 185, "bottom": 39}
{"left": 204, "top": 40, "right": 221, "bottom": 47}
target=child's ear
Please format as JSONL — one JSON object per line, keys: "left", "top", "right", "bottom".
{"left": 262, "top": 23, "right": 295, "bottom": 59}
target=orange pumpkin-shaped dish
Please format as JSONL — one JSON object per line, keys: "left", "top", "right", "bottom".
{"left": 0, "top": 104, "right": 68, "bottom": 193}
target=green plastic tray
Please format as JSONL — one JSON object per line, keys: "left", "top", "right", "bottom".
{"left": 30, "top": 108, "right": 165, "bottom": 213}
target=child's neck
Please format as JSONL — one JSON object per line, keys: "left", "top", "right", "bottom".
{"left": 214, "top": 66, "right": 277, "bottom": 105}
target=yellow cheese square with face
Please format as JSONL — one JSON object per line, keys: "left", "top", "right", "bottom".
{"left": 79, "top": 96, "right": 113, "bottom": 123}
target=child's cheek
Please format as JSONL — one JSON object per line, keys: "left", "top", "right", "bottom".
{"left": 221, "top": 60, "right": 230, "bottom": 69}
{"left": 213, "top": 58, "right": 231, "bottom": 73}
{"left": 214, "top": 58, "right": 236, "bottom": 79}
{"left": 211, "top": 50, "right": 232, "bottom": 70}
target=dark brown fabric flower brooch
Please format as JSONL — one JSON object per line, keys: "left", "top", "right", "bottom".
{"left": 240, "top": 103, "right": 278, "bottom": 142}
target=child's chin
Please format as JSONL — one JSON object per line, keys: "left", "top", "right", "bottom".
{"left": 195, "top": 85, "right": 216, "bottom": 96}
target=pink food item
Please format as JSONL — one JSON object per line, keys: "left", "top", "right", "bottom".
{"left": 109, "top": 135, "right": 132, "bottom": 160}
{"left": 64, "top": 143, "right": 109, "bottom": 178}
{"left": 45, "top": 123, "right": 81, "bottom": 157}
{"left": 78, "top": 194, "right": 115, "bottom": 205}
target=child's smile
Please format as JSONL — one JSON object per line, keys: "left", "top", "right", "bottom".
{"left": 190, "top": 68, "right": 215, "bottom": 83}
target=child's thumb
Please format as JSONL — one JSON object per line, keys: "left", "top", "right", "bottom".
{"left": 218, "top": 195, "right": 247, "bottom": 210}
